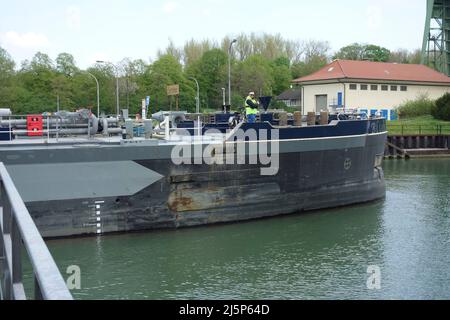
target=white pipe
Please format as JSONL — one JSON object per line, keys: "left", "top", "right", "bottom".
{"left": 164, "top": 116, "right": 170, "bottom": 140}
{"left": 142, "top": 99, "right": 147, "bottom": 120}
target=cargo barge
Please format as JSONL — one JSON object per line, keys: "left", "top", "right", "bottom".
{"left": 0, "top": 109, "right": 387, "bottom": 238}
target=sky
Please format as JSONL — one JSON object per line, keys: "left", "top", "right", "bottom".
{"left": 0, "top": 0, "right": 426, "bottom": 69}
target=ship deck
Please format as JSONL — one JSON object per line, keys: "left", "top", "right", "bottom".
{"left": 0, "top": 134, "right": 228, "bottom": 150}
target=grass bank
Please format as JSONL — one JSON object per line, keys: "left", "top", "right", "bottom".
{"left": 388, "top": 115, "right": 450, "bottom": 136}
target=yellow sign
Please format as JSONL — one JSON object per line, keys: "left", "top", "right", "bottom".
{"left": 167, "top": 84, "right": 180, "bottom": 96}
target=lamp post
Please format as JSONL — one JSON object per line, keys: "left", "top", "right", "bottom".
{"left": 222, "top": 88, "right": 226, "bottom": 112}
{"left": 189, "top": 77, "right": 201, "bottom": 136}
{"left": 85, "top": 72, "right": 100, "bottom": 118}
{"left": 97, "top": 60, "right": 120, "bottom": 118}
{"left": 228, "top": 39, "right": 237, "bottom": 110}
{"left": 189, "top": 77, "right": 200, "bottom": 114}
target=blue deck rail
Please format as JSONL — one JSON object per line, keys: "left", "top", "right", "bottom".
{"left": 0, "top": 162, "right": 73, "bottom": 300}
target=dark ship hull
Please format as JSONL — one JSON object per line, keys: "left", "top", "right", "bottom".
{"left": 0, "top": 118, "right": 387, "bottom": 238}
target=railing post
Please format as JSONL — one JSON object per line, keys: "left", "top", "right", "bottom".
{"left": 34, "top": 275, "right": 43, "bottom": 300}
{"left": 2, "top": 193, "right": 12, "bottom": 300}
{"left": 8, "top": 116, "right": 12, "bottom": 141}
{"left": 11, "top": 215, "right": 22, "bottom": 299}
{"left": 0, "top": 182, "right": 4, "bottom": 301}
{"left": 47, "top": 116, "right": 50, "bottom": 141}
{"left": 56, "top": 116, "right": 59, "bottom": 142}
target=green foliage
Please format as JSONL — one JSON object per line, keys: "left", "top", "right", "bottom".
{"left": 291, "top": 56, "right": 328, "bottom": 79}
{"left": 186, "top": 49, "right": 228, "bottom": 109}
{"left": 333, "top": 43, "right": 366, "bottom": 60}
{"left": 396, "top": 94, "right": 436, "bottom": 118}
{"left": 389, "top": 49, "right": 422, "bottom": 64}
{"left": 1, "top": 37, "right": 422, "bottom": 116}
{"left": 271, "top": 57, "right": 292, "bottom": 96}
{"left": 433, "top": 93, "right": 450, "bottom": 121}
{"left": 364, "top": 45, "right": 391, "bottom": 62}
{"left": 56, "top": 53, "right": 78, "bottom": 76}
{"left": 233, "top": 55, "right": 274, "bottom": 98}
{"left": 231, "top": 94, "right": 246, "bottom": 113}
{"left": 0, "top": 47, "right": 15, "bottom": 78}
{"left": 0, "top": 47, "right": 16, "bottom": 108}
{"left": 270, "top": 99, "right": 288, "bottom": 110}
{"left": 333, "top": 43, "right": 391, "bottom": 62}
{"left": 144, "top": 55, "right": 196, "bottom": 112}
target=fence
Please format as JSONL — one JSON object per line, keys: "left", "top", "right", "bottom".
{"left": 387, "top": 124, "right": 450, "bottom": 136}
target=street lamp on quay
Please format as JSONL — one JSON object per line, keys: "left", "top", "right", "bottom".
{"left": 84, "top": 72, "right": 100, "bottom": 118}
{"left": 228, "top": 39, "right": 237, "bottom": 111}
{"left": 96, "top": 60, "right": 120, "bottom": 118}
{"left": 189, "top": 77, "right": 200, "bottom": 114}
{"left": 189, "top": 77, "right": 201, "bottom": 136}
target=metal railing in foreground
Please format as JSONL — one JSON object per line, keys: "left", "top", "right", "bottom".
{"left": 0, "top": 162, "right": 73, "bottom": 300}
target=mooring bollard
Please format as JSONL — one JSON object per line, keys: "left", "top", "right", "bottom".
{"left": 279, "top": 112, "right": 288, "bottom": 126}
{"left": 307, "top": 112, "right": 316, "bottom": 126}
{"left": 320, "top": 112, "right": 329, "bottom": 126}
{"left": 294, "top": 112, "right": 302, "bottom": 127}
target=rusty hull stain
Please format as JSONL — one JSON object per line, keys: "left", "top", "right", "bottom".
{"left": 168, "top": 183, "right": 281, "bottom": 213}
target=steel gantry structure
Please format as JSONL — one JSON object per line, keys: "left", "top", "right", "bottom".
{"left": 422, "top": 0, "right": 450, "bottom": 76}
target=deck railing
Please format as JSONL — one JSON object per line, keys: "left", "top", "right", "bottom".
{"left": 0, "top": 162, "right": 73, "bottom": 300}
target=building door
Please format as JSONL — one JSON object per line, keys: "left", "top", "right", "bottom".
{"left": 315, "top": 95, "right": 328, "bottom": 113}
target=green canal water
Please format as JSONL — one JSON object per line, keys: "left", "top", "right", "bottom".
{"left": 28, "top": 159, "right": 450, "bottom": 300}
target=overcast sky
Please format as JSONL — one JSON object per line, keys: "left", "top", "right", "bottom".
{"left": 0, "top": 0, "right": 426, "bottom": 69}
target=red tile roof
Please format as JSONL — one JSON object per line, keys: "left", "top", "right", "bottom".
{"left": 292, "top": 60, "right": 450, "bottom": 84}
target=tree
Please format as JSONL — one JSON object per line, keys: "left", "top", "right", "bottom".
{"left": 271, "top": 57, "right": 292, "bottom": 95}
{"left": 333, "top": 43, "right": 366, "bottom": 60}
{"left": 118, "top": 58, "right": 149, "bottom": 113}
{"left": 291, "top": 55, "right": 328, "bottom": 79}
{"left": 0, "top": 47, "right": 15, "bottom": 79}
{"left": 30, "top": 52, "right": 55, "bottom": 70}
{"left": 233, "top": 55, "right": 274, "bottom": 99}
{"left": 143, "top": 55, "right": 195, "bottom": 112}
{"left": 12, "top": 52, "right": 57, "bottom": 113}
{"left": 302, "top": 40, "right": 331, "bottom": 63}
{"left": 79, "top": 65, "right": 117, "bottom": 114}
{"left": 182, "top": 39, "right": 216, "bottom": 67}
{"left": 186, "top": 49, "right": 228, "bottom": 109}
{"left": 0, "top": 47, "right": 16, "bottom": 107}
{"left": 364, "top": 45, "right": 390, "bottom": 62}
{"left": 408, "top": 49, "right": 422, "bottom": 64}
{"left": 389, "top": 49, "right": 410, "bottom": 64}
{"left": 432, "top": 93, "right": 450, "bottom": 121}
{"left": 334, "top": 43, "right": 390, "bottom": 62}
{"left": 157, "top": 39, "right": 183, "bottom": 64}
{"left": 56, "top": 53, "right": 78, "bottom": 76}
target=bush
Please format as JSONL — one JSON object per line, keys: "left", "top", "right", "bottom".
{"left": 270, "top": 100, "right": 288, "bottom": 110}
{"left": 432, "top": 93, "right": 450, "bottom": 121}
{"left": 396, "top": 94, "right": 435, "bottom": 118}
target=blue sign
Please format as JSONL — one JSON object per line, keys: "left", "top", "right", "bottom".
{"left": 146, "top": 96, "right": 150, "bottom": 107}
{"left": 337, "top": 92, "right": 343, "bottom": 106}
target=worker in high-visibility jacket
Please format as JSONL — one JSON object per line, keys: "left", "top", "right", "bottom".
{"left": 245, "top": 92, "right": 259, "bottom": 123}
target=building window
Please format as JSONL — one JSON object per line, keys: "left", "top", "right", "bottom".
{"left": 391, "top": 85, "right": 398, "bottom": 91}
{"left": 381, "top": 85, "right": 388, "bottom": 91}
{"left": 401, "top": 86, "right": 408, "bottom": 92}
{"left": 349, "top": 84, "right": 357, "bottom": 90}
{"left": 360, "top": 84, "right": 368, "bottom": 90}
{"left": 371, "top": 85, "right": 378, "bottom": 91}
